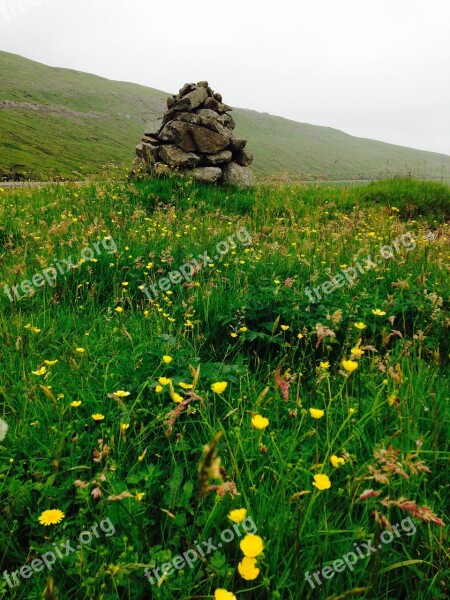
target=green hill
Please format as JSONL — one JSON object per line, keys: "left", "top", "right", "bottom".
{"left": 1, "top": 50, "right": 449, "bottom": 180}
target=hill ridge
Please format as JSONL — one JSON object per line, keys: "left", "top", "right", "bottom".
{"left": 1, "top": 50, "right": 449, "bottom": 180}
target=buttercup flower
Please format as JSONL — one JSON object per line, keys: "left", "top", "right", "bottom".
{"left": 228, "top": 508, "right": 247, "bottom": 523}
{"left": 91, "top": 413, "right": 105, "bottom": 421}
{"left": 349, "top": 408, "right": 356, "bottom": 415}
{"left": 350, "top": 347, "right": 364, "bottom": 358}
{"left": 239, "top": 327, "right": 248, "bottom": 332}
{"left": 281, "top": 325, "right": 290, "bottom": 331}
{"left": 43, "top": 360, "right": 58, "bottom": 366}
{"left": 114, "top": 390, "right": 130, "bottom": 397}
{"left": 330, "top": 455, "right": 345, "bottom": 468}
{"left": 115, "top": 307, "right": 123, "bottom": 313}
{"left": 238, "top": 556, "right": 260, "bottom": 580}
{"left": 172, "top": 393, "right": 184, "bottom": 403}
{"left": 211, "top": 381, "right": 228, "bottom": 394}
{"left": 71, "top": 400, "right": 82, "bottom": 407}
{"left": 158, "top": 377, "right": 171, "bottom": 386}
{"left": 162, "top": 355, "right": 172, "bottom": 364}
{"left": 297, "top": 333, "right": 304, "bottom": 339}
{"left": 240, "top": 534, "right": 264, "bottom": 557}
{"left": 342, "top": 360, "right": 358, "bottom": 373}
{"left": 319, "top": 361, "right": 330, "bottom": 369}
{"left": 38, "top": 509, "right": 65, "bottom": 526}
{"left": 75, "top": 348, "right": 85, "bottom": 353}
{"left": 135, "top": 492, "right": 145, "bottom": 502}
{"left": 32, "top": 367, "right": 47, "bottom": 376}
{"left": 252, "top": 415, "right": 269, "bottom": 430}
{"left": 354, "top": 322, "right": 366, "bottom": 330}
{"left": 120, "top": 423, "right": 130, "bottom": 431}
{"left": 372, "top": 309, "right": 386, "bottom": 316}
{"left": 312, "top": 474, "right": 331, "bottom": 490}
{"left": 155, "top": 385, "right": 163, "bottom": 393}
{"left": 215, "top": 589, "right": 237, "bottom": 600}
{"left": 309, "top": 408, "right": 325, "bottom": 419}
{"left": 179, "top": 382, "right": 193, "bottom": 389}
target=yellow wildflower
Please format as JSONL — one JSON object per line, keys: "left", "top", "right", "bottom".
{"left": 228, "top": 508, "right": 247, "bottom": 523}
{"left": 240, "top": 534, "right": 264, "bottom": 557}
{"left": 342, "top": 360, "right": 358, "bottom": 373}
{"left": 162, "top": 355, "right": 172, "bottom": 364}
{"left": 330, "top": 455, "right": 345, "bottom": 468}
{"left": 238, "top": 556, "right": 260, "bottom": 581}
{"left": 251, "top": 415, "right": 269, "bottom": 430}
{"left": 309, "top": 408, "right": 325, "bottom": 419}
{"left": 38, "top": 509, "right": 65, "bottom": 526}
{"left": 312, "top": 474, "right": 331, "bottom": 490}
{"left": 211, "top": 381, "right": 228, "bottom": 394}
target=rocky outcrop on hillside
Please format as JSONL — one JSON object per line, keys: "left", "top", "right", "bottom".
{"left": 132, "top": 82, "right": 254, "bottom": 186}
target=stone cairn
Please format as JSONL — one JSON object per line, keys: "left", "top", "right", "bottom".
{"left": 133, "top": 81, "right": 254, "bottom": 186}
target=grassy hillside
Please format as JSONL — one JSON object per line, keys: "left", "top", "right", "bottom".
{"left": 1, "top": 50, "right": 450, "bottom": 180}
{"left": 0, "top": 177, "right": 448, "bottom": 599}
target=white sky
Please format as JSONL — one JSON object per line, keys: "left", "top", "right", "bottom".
{"left": 0, "top": 0, "right": 449, "bottom": 154}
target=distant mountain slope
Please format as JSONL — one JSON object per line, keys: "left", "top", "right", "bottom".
{"left": 1, "top": 51, "right": 449, "bottom": 180}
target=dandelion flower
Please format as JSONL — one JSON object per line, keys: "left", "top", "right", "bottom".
{"left": 354, "top": 322, "right": 366, "bottom": 330}
{"left": 215, "top": 590, "right": 237, "bottom": 600}
{"left": 312, "top": 474, "right": 331, "bottom": 490}
{"left": 38, "top": 509, "right": 65, "bottom": 526}
{"left": 158, "top": 377, "right": 171, "bottom": 386}
{"left": 342, "top": 360, "right": 358, "bottom": 373}
{"left": 372, "top": 309, "right": 386, "bottom": 316}
{"left": 330, "top": 455, "right": 345, "bottom": 468}
{"left": 252, "top": 415, "right": 269, "bottom": 429}
{"left": 91, "top": 413, "right": 105, "bottom": 421}
{"left": 162, "top": 355, "right": 172, "bottom": 364}
{"left": 70, "top": 400, "right": 82, "bottom": 407}
{"left": 240, "top": 534, "right": 264, "bottom": 557}
{"left": 228, "top": 508, "right": 247, "bottom": 523}
{"left": 211, "top": 381, "right": 228, "bottom": 394}
{"left": 114, "top": 390, "right": 130, "bottom": 397}
{"left": 238, "top": 556, "right": 260, "bottom": 580}
{"left": 309, "top": 408, "right": 325, "bottom": 419}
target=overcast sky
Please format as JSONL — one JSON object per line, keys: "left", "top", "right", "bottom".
{"left": 1, "top": 0, "right": 449, "bottom": 155}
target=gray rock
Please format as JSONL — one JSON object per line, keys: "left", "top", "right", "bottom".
{"left": 172, "top": 87, "right": 208, "bottom": 111}
{"left": 174, "top": 110, "right": 231, "bottom": 137}
{"left": 159, "top": 121, "right": 231, "bottom": 154}
{"left": 159, "top": 145, "right": 201, "bottom": 169}
{"left": 167, "top": 96, "right": 176, "bottom": 109}
{"left": 135, "top": 143, "right": 144, "bottom": 159}
{"left": 141, "top": 142, "right": 160, "bottom": 164}
{"left": 228, "top": 137, "right": 247, "bottom": 152}
{"left": 204, "top": 97, "right": 226, "bottom": 113}
{"left": 213, "top": 92, "right": 223, "bottom": 102}
{"left": 178, "top": 83, "right": 197, "bottom": 97}
{"left": 142, "top": 135, "right": 159, "bottom": 144}
{"left": 144, "top": 118, "right": 163, "bottom": 137}
{"left": 235, "top": 149, "right": 253, "bottom": 166}
{"left": 189, "top": 167, "right": 222, "bottom": 183}
{"left": 217, "top": 113, "right": 236, "bottom": 130}
{"left": 203, "top": 150, "right": 233, "bottom": 166}
{"left": 222, "top": 163, "right": 254, "bottom": 187}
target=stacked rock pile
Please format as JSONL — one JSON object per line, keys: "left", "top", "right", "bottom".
{"left": 133, "top": 82, "right": 254, "bottom": 186}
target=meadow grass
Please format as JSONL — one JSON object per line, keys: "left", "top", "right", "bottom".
{"left": 0, "top": 176, "right": 448, "bottom": 600}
